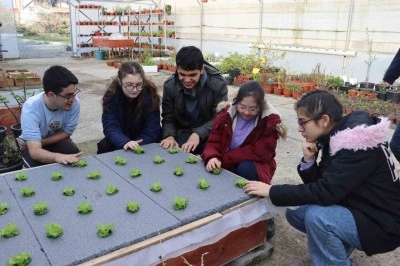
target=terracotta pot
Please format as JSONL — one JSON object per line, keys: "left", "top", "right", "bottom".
{"left": 292, "top": 91, "right": 303, "bottom": 100}
{"left": 273, "top": 87, "right": 283, "bottom": 96}
{"left": 283, "top": 89, "right": 292, "bottom": 98}
{"left": 0, "top": 107, "right": 21, "bottom": 134}
{"left": 106, "top": 60, "right": 114, "bottom": 67}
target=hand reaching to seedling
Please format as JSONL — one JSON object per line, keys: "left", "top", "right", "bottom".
{"left": 56, "top": 152, "right": 84, "bottom": 165}
{"left": 243, "top": 180, "right": 271, "bottom": 198}
{"left": 123, "top": 139, "right": 143, "bottom": 151}
{"left": 206, "top": 158, "right": 221, "bottom": 172}
{"left": 160, "top": 136, "right": 178, "bottom": 149}
{"left": 181, "top": 133, "right": 200, "bottom": 153}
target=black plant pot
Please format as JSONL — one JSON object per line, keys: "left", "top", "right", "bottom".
{"left": 377, "top": 91, "right": 387, "bottom": 101}
{"left": 11, "top": 123, "right": 22, "bottom": 139}
{"left": 225, "top": 76, "right": 234, "bottom": 85}
{"left": 228, "top": 69, "right": 240, "bottom": 78}
{"left": 386, "top": 91, "right": 400, "bottom": 103}
{"left": 0, "top": 160, "right": 23, "bottom": 174}
{"left": 359, "top": 82, "right": 375, "bottom": 89}
{"left": 339, "top": 86, "right": 350, "bottom": 94}
{"left": 0, "top": 126, "right": 6, "bottom": 143}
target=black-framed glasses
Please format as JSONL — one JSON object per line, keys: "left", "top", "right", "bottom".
{"left": 297, "top": 118, "right": 314, "bottom": 130}
{"left": 57, "top": 88, "right": 80, "bottom": 102}
{"left": 122, "top": 82, "right": 143, "bottom": 91}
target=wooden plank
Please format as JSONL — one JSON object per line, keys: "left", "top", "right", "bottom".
{"left": 220, "top": 197, "right": 259, "bottom": 215}
{"left": 158, "top": 220, "right": 267, "bottom": 266}
{"left": 80, "top": 213, "right": 223, "bottom": 266}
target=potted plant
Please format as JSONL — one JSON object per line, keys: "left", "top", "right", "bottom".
{"left": 217, "top": 53, "right": 243, "bottom": 78}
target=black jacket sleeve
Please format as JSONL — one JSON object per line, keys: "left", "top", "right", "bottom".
{"left": 383, "top": 48, "right": 400, "bottom": 85}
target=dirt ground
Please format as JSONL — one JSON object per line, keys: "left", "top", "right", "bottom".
{"left": 1, "top": 54, "right": 400, "bottom": 265}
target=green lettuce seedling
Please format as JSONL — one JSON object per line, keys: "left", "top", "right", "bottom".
{"left": 46, "top": 223, "right": 63, "bottom": 238}
{"left": 173, "top": 197, "right": 188, "bottom": 210}
{"left": 0, "top": 223, "right": 19, "bottom": 238}
{"left": 72, "top": 159, "right": 88, "bottom": 167}
{"left": 153, "top": 155, "right": 165, "bottom": 164}
{"left": 7, "top": 252, "right": 31, "bottom": 266}
{"left": 167, "top": 146, "right": 179, "bottom": 154}
{"left": 63, "top": 187, "right": 76, "bottom": 196}
{"left": 130, "top": 168, "right": 142, "bottom": 177}
{"left": 126, "top": 201, "right": 140, "bottom": 213}
{"left": 185, "top": 155, "right": 198, "bottom": 164}
{"left": 115, "top": 156, "right": 127, "bottom": 165}
{"left": 51, "top": 171, "right": 62, "bottom": 181}
{"left": 97, "top": 223, "right": 114, "bottom": 238}
{"left": 173, "top": 166, "right": 184, "bottom": 176}
{"left": 77, "top": 200, "right": 93, "bottom": 214}
{"left": 133, "top": 146, "right": 145, "bottom": 154}
{"left": 198, "top": 178, "right": 210, "bottom": 190}
{"left": 14, "top": 172, "right": 27, "bottom": 181}
{"left": 150, "top": 181, "right": 162, "bottom": 192}
{"left": 20, "top": 187, "right": 35, "bottom": 197}
{"left": 106, "top": 184, "right": 118, "bottom": 195}
{"left": 212, "top": 168, "right": 221, "bottom": 175}
{"left": 235, "top": 178, "right": 247, "bottom": 188}
{"left": 87, "top": 170, "right": 101, "bottom": 180}
{"left": 33, "top": 202, "right": 48, "bottom": 215}
{"left": 0, "top": 202, "right": 9, "bottom": 215}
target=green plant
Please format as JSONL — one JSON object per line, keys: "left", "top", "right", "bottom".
{"left": 87, "top": 170, "right": 101, "bottom": 180}
{"left": 0, "top": 202, "right": 9, "bottom": 215}
{"left": 363, "top": 28, "right": 377, "bottom": 89}
{"left": 63, "top": 187, "right": 75, "bottom": 196}
{"left": 150, "top": 181, "right": 162, "bottom": 192}
{"left": 185, "top": 155, "right": 198, "bottom": 164}
{"left": 198, "top": 179, "right": 210, "bottom": 190}
{"left": 97, "top": 223, "right": 114, "bottom": 238}
{"left": 0, "top": 223, "right": 19, "bottom": 238}
{"left": 326, "top": 75, "right": 344, "bottom": 89}
{"left": 51, "top": 171, "right": 62, "bottom": 181}
{"left": 7, "top": 252, "right": 31, "bottom": 266}
{"left": 141, "top": 50, "right": 155, "bottom": 66}
{"left": 72, "top": 159, "right": 87, "bottom": 167}
{"left": 285, "top": 83, "right": 303, "bottom": 92}
{"left": 106, "top": 184, "right": 119, "bottom": 195}
{"left": 20, "top": 187, "right": 35, "bottom": 197}
{"left": 173, "top": 197, "right": 188, "bottom": 210}
{"left": 46, "top": 223, "right": 63, "bottom": 238}
{"left": 167, "top": 146, "right": 179, "bottom": 154}
{"left": 1, "top": 135, "right": 21, "bottom": 167}
{"left": 14, "top": 172, "right": 27, "bottom": 181}
{"left": 115, "top": 156, "right": 127, "bottom": 165}
{"left": 211, "top": 168, "right": 221, "bottom": 175}
{"left": 77, "top": 200, "right": 93, "bottom": 214}
{"left": 33, "top": 202, "right": 48, "bottom": 215}
{"left": 133, "top": 146, "right": 145, "bottom": 154}
{"left": 173, "top": 166, "right": 184, "bottom": 176}
{"left": 130, "top": 168, "right": 142, "bottom": 177}
{"left": 235, "top": 178, "right": 247, "bottom": 188}
{"left": 217, "top": 52, "right": 244, "bottom": 74}
{"left": 126, "top": 201, "right": 140, "bottom": 213}
{"left": 153, "top": 155, "right": 165, "bottom": 164}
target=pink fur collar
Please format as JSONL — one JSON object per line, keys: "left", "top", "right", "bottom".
{"left": 330, "top": 118, "right": 391, "bottom": 156}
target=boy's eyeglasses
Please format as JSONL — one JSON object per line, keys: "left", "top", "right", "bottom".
{"left": 57, "top": 88, "right": 80, "bottom": 102}
{"left": 122, "top": 83, "right": 143, "bottom": 91}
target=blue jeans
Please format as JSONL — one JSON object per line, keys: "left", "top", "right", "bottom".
{"left": 231, "top": 160, "right": 258, "bottom": 181}
{"left": 286, "top": 205, "right": 363, "bottom": 266}
{"left": 390, "top": 124, "right": 400, "bottom": 163}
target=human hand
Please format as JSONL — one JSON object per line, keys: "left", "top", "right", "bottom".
{"left": 56, "top": 151, "right": 84, "bottom": 165}
{"left": 181, "top": 133, "right": 200, "bottom": 153}
{"left": 383, "top": 81, "right": 391, "bottom": 87}
{"left": 160, "top": 136, "right": 178, "bottom": 149}
{"left": 243, "top": 181, "right": 271, "bottom": 197}
{"left": 206, "top": 158, "right": 221, "bottom": 172}
{"left": 123, "top": 139, "right": 143, "bottom": 151}
{"left": 302, "top": 141, "right": 318, "bottom": 162}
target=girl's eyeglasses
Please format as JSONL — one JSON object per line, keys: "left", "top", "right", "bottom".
{"left": 297, "top": 119, "right": 314, "bottom": 130}
{"left": 122, "top": 83, "right": 143, "bottom": 91}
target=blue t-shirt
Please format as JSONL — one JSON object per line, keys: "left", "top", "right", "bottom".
{"left": 20, "top": 92, "right": 80, "bottom": 141}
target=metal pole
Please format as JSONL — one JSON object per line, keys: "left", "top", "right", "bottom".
{"left": 258, "top": 0, "right": 263, "bottom": 57}
{"left": 200, "top": 1, "right": 203, "bottom": 50}
{"left": 342, "top": 0, "right": 355, "bottom": 75}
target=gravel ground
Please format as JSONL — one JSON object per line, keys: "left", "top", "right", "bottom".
{"left": 17, "top": 38, "right": 71, "bottom": 59}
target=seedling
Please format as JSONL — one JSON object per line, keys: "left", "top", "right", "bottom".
{"left": 153, "top": 155, "right": 165, "bottom": 164}
{"left": 167, "top": 146, "right": 179, "bottom": 154}
{"left": 173, "top": 166, "right": 184, "bottom": 176}
{"left": 97, "top": 223, "right": 114, "bottom": 238}
{"left": 14, "top": 172, "right": 27, "bottom": 181}
{"left": 115, "top": 156, "right": 127, "bottom": 165}
{"left": 0, "top": 202, "right": 9, "bottom": 215}
{"left": 173, "top": 197, "right": 188, "bottom": 210}
{"left": 235, "top": 178, "right": 247, "bottom": 188}
{"left": 33, "top": 202, "right": 48, "bottom": 215}
{"left": 212, "top": 168, "right": 221, "bottom": 175}
{"left": 198, "top": 179, "right": 210, "bottom": 190}
{"left": 87, "top": 170, "right": 101, "bottom": 180}
{"left": 126, "top": 201, "right": 140, "bottom": 213}
{"left": 77, "top": 200, "right": 93, "bottom": 214}
{"left": 63, "top": 187, "right": 76, "bottom": 196}
{"left": 185, "top": 155, "right": 198, "bottom": 164}
{"left": 46, "top": 223, "right": 63, "bottom": 238}
{"left": 130, "top": 168, "right": 142, "bottom": 177}
{"left": 7, "top": 252, "right": 31, "bottom": 266}
{"left": 51, "top": 171, "right": 62, "bottom": 181}
{"left": 72, "top": 159, "right": 88, "bottom": 167}
{"left": 106, "top": 184, "right": 119, "bottom": 195}
{"left": 150, "top": 181, "right": 162, "bottom": 192}
{"left": 20, "top": 187, "right": 35, "bottom": 197}
{"left": 133, "top": 146, "right": 145, "bottom": 154}
{"left": 0, "top": 223, "right": 19, "bottom": 238}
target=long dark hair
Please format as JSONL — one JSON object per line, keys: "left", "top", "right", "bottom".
{"left": 102, "top": 61, "right": 160, "bottom": 118}
{"left": 232, "top": 81, "right": 266, "bottom": 117}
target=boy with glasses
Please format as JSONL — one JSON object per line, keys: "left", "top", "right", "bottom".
{"left": 19, "top": 65, "right": 83, "bottom": 167}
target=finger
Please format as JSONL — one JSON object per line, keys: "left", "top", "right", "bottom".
{"left": 75, "top": 152, "right": 84, "bottom": 157}
{"left": 136, "top": 139, "right": 143, "bottom": 143}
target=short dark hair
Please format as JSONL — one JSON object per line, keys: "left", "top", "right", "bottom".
{"left": 232, "top": 81, "right": 266, "bottom": 113}
{"left": 42, "top": 65, "right": 78, "bottom": 95}
{"left": 175, "top": 46, "right": 204, "bottom": 70}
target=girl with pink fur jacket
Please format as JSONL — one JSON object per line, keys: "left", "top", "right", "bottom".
{"left": 244, "top": 90, "right": 400, "bottom": 265}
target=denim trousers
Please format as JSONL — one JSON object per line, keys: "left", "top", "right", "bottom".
{"left": 390, "top": 124, "right": 400, "bottom": 163}
{"left": 286, "top": 205, "right": 363, "bottom": 266}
